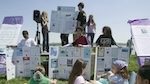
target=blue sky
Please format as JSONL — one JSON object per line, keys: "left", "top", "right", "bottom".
{"left": 0, "top": 0, "right": 150, "bottom": 44}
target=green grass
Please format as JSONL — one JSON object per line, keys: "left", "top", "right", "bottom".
{"left": 0, "top": 55, "right": 138, "bottom": 84}
{"left": 128, "top": 55, "right": 139, "bottom": 72}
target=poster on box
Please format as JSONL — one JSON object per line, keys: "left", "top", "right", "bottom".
{"left": 83, "top": 47, "right": 91, "bottom": 59}
{"left": 49, "top": 46, "right": 91, "bottom": 80}
{"left": 97, "top": 47, "right": 104, "bottom": 57}
{"left": 66, "top": 47, "right": 74, "bottom": 57}
{"left": 73, "top": 47, "right": 81, "bottom": 57}
{"left": 23, "top": 47, "right": 30, "bottom": 56}
{"left": 104, "top": 47, "right": 111, "bottom": 57}
{"left": 94, "top": 47, "right": 129, "bottom": 80}
{"left": 50, "top": 11, "right": 77, "bottom": 34}
{"left": 50, "top": 47, "right": 59, "bottom": 57}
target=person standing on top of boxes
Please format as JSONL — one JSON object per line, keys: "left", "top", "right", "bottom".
{"left": 73, "top": 2, "right": 86, "bottom": 41}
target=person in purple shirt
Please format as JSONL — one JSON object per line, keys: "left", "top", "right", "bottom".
{"left": 87, "top": 14, "right": 96, "bottom": 46}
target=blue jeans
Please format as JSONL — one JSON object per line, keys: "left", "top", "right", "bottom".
{"left": 87, "top": 33, "right": 95, "bottom": 46}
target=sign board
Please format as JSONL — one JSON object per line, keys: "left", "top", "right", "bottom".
{"left": 49, "top": 46, "right": 91, "bottom": 80}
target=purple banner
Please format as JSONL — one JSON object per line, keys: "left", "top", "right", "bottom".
{"left": 128, "top": 18, "right": 150, "bottom": 25}
{"left": 0, "top": 54, "right": 6, "bottom": 74}
{"left": 137, "top": 56, "right": 150, "bottom": 66}
{"left": 2, "top": 16, "right": 23, "bottom": 25}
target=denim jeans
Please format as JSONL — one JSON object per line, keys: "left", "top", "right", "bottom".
{"left": 87, "top": 33, "right": 95, "bottom": 46}
{"left": 42, "top": 29, "right": 49, "bottom": 52}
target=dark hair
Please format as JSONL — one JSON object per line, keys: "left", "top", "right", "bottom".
{"left": 102, "top": 26, "right": 112, "bottom": 36}
{"left": 138, "top": 65, "right": 150, "bottom": 81}
{"left": 119, "top": 66, "right": 129, "bottom": 79}
{"left": 78, "top": 2, "right": 84, "bottom": 8}
{"left": 22, "top": 30, "right": 28, "bottom": 35}
{"left": 87, "top": 15, "right": 95, "bottom": 26}
{"left": 76, "top": 27, "right": 83, "bottom": 32}
{"left": 68, "top": 59, "right": 87, "bottom": 84}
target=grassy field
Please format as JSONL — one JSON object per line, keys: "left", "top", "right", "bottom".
{"left": 0, "top": 55, "right": 138, "bottom": 84}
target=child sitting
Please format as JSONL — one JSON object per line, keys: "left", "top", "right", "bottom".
{"left": 64, "top": 28, "right": 90, "bottom": 47}
{"left": 96, "top": 60, "right": 129, "bottom": 84}
{"left": 29, "top": 65, "right": 57, "bottom": 84}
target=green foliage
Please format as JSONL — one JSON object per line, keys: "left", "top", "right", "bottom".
{"left": 128, "top": 55, "right": 139, "bottom": 72}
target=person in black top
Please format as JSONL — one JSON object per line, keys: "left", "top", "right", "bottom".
{"left": 96, "top": 26, "right": 119, "bottom": 47}
{"left": 76, "top": 2, "right": 86, "bottom": 33}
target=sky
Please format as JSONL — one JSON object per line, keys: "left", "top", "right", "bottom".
{"left": 0, "top": 0, "right": 150, "bottom": 44}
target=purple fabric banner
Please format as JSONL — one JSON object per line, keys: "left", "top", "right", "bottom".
{"left": 128, "top": 18, "right": 150, "bottom": 25}
{"left": 137, "top": 56, "right": 150, "bottom": 66}
{"left": 0, "top": 54, "right": 6, "bottom": 74}
{"left": 2, "top": 16, "right": 23, "bottom": 24}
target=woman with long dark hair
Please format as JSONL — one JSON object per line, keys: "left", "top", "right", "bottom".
{"left": 87, "top": 15, "right": 96, "bottom": 46}
{"left": 68, "top": 59, "right": 93, "bottom": 84}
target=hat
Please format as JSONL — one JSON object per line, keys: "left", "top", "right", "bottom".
{"left": 113, "top": 60, "right": 128, "bottom": 69}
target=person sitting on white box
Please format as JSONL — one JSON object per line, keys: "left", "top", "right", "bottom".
{"left": 64, "top": 28, "right": 90, "bottom": 47}
{"left": 17, "top": 30, "right": 37, "bottom": 48}
{"left": 96, "top": 26, "right": 120, "bottom": 47}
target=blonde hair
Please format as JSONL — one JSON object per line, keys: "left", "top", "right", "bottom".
{"left": 68, "top": 59, "right": 87, "bottom": 84}
{"left": 119, "top": 66, "right": 129, "bottom": 79}
{"left": 42, "top": 11, "right": 48, "bottom": 17}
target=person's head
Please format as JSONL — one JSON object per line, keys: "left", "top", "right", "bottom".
{"left": 87, "top": 14, "right": 95, "bottom": 26}
{"left": 33, "top": 65, "right": 45, "bottom": 81}
{"left": 102, "top": 26, "right": 112, "bottom": 36}
{"left": 22, "top": 30, "right": 29, "bottom": 39}
{"left": 78, "top": 2, "right": 84, "bottom": 11}
{"left": 42, "top": 11, "right": 48, "bottom": 18}
{"left": 68, "top": 59, "right": 87, "bottom": 84}
{"left": 136, "top": 65, "right": 150, "bottom": 84}
{"left": 89, "top": 14, "right": 93, "bottom": 20}
{"left": 76, "top": 27, "right": 83, "bottom": 35}
{"left": 111, "top": 60, "right": 129, "bottom": 79}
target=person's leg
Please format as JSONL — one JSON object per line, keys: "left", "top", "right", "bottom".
{"left": 46, "top": 32, "right": 49, "bottom": 52}
{"left": 91, "top": 33, "right": 95, "bottom": 46}
{"left": 60, "top": 34, "right": 69, "bottom": 46}
{"left": 87, "top": 33, "right": 92, "bottom": 45}
{"left": 42, "top": 29, "right": 47, "bottom": 52}
{"left": 65, "top": 34, "right": 69, "bottom": 45}
{"left": 60, "top": 34, "right": 65, "bottom": 46}
{"left": 42, "top": 29, "right": 46, "bottom": 52}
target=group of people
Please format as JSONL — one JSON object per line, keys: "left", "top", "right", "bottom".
{"left": 61, "top": 2, "right": 119, "bottom": 48}
{"left": 15, "top": 2, "right": 119, "bottom": 51}
{"left": 7, "top": 2, "right": 150, "bottom": 84}
{"left": 28, "top": 59, "right": 150, "bottom": 84}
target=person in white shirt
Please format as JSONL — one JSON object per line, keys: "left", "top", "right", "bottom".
{"left": 68, "top": 59, "right": 93, "bottom": 84}
{"left": 17, "top": 30, "right": 37, "bottom": 48}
